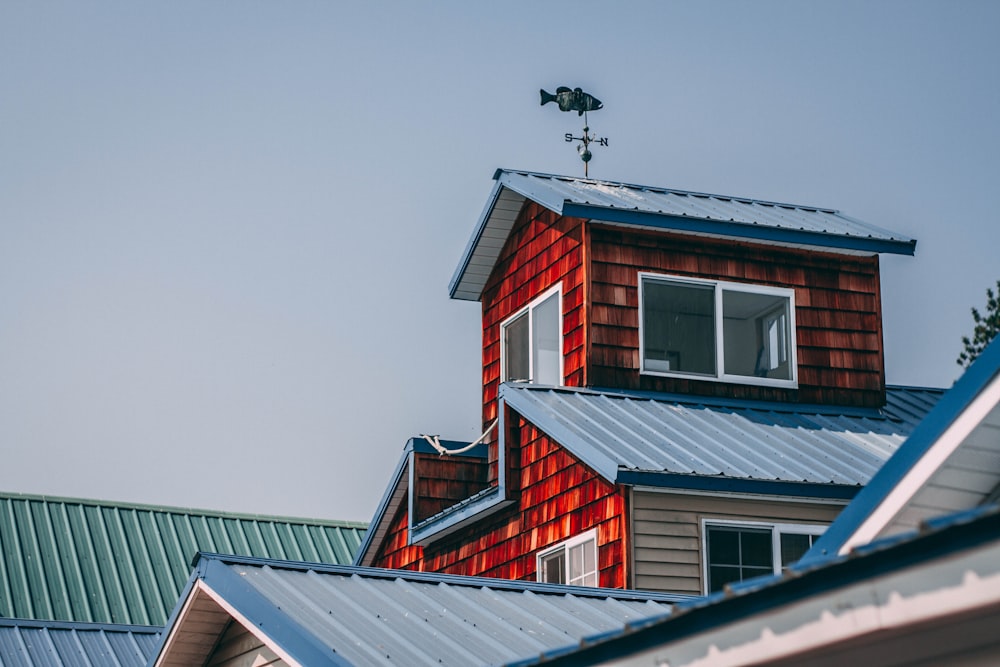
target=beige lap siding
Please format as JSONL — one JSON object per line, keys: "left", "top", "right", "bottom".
{"left": 630, "top": 490, "right": 845, "bottom": 595}
{"left": 207, "top": 622, "right": 287, "bottom": 667}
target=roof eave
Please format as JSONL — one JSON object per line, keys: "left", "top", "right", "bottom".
{"left": 619, "top": 470, "right": 861, "bottom": 500}
{"left": 563, "top": 203, "right": 917, "bottom": 256}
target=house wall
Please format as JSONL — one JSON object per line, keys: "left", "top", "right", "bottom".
{"left": 631, "top": 490, "right": 844, "bottom": 595}
{"left": 588, "top": 226, "right": 887, "bottom": 407}
{"left": 370, "top": 416, "right": 628, "bottom": 588}
{"left": 207, "top": 621, "right": 286, "bottom": 667}
{"left": 480, "top": 203, "right": 587, "bottom": 429}
{"left": 412, "top": 453, "right": 490, "bottom": 523}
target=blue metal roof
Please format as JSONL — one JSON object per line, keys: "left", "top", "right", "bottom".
{"left": 507, "top": 502, "right": 1000, "bottom": 666}
{"left": 450, "top": 169, "right": 917, "bottom": 301}
{"left": 802, "top": 336, "right": 1000, "bottom": 565}
{"left": 0, "top": 618, "right": 160, "bottom": 666}
{"left": 155, "top": 553, "right": 691, "bottom": 667}
{"left": 500, "top": 384, "right": 942, "bottom": 497}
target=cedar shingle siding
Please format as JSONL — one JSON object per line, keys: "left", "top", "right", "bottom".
{"left": 371, "top": 419, "right": 628, "bottom": 588}
{"left": 588, "top": 226, "right": 886, "bottom": 406}
{"left": 481, "top": 203, "right": 586, "bottom": 425}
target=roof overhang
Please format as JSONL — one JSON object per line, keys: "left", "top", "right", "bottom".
{"left": 449, "top": 169, "right": 917, "bottom": 302}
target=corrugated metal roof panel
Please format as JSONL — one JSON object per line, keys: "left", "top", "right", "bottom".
{"left": 180, "top": 554, "right": 682, "bottom": 667}
{"left": 0, "top": 619, "right": 160, "bottom": 667}
{"left": 500, "top": 385, "right": 942, "bottom": 489}
{"left": 498, "top": 170, "right": 912, "bottom": 244}
{"left": 450, "top": 169, "right": 916, "bottom": 301}
{"left": 0, "top": 492, "right": 366, "bottom": 626}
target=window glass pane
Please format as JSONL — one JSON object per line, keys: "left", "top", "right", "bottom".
{"left": 722, "top": 290, "right": 792, "bottom": 380}
{"left": 642, "top": 280, "right": 715, "bottom": 375}
{"left": 739, "top": 529, "right": 773, "bottom": 567}
{"left": 583, "top": 538, "right": 596, "bottom": 577}
{"left": 569, "top": 543, "right": 583, "bottom": 579}
{"left": 540, "top": 551, "right": 565, "bottom": 584}
{"left": 567, "top": 538, "right": 598, "bottom": 587}
{"left": 503, "top": 311, "right": 529, "bottom": 382}
{"left": 532, "top": 292, "right": 561, "bottom": 385}
{"left": 707, "top": 527, "right": 740, "bottom": 565}
{"left": 780, "top": 533, "right": 815, "bottom": 570}
{"left": 709, "top": 565, "right": 741, "bottom": 593}
{"left": 707, "top": 526, "right": 774, "bottom": 593}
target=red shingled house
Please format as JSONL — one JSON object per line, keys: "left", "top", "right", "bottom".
{"left": 354, "top": 169, "right": 942, "bottom": 596}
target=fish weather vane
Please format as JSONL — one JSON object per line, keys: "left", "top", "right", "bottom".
{"left": 540, "top": 86, "right": 608, "bottom": 177}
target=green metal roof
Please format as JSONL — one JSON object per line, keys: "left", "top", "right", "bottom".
{"left": 0, "top": 491, "right": 366, "bottom": 626}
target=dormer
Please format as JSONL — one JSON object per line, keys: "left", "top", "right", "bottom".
{"left": 450, "top": 169, "right": 915, "bottom": 421}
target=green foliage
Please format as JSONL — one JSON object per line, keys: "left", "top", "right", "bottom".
{"left": 957, "top": 280, "right": 1000, "bottom": 368}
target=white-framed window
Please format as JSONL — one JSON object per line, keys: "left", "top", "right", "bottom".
{"left": 537, "top": 529, "right": 598, "bottom": 587}
{"left": 702, "top": 520, "right": 825, "bottom": 594}
{"left": 639, "top": 273, "right": 797, "bottom": 388}
{"left": 500, "top": 284, "right": 563, "bottom": 386}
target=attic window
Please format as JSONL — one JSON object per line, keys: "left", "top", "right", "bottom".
{"left": 639, "top": 273, "right": 796, "bottom": 388}
{"left": 501, "top": 285, "right": 562, "bottom": 385}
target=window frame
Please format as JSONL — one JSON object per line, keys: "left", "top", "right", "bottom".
{"left": 638, "top": 272, "right": 798, "bottom": 388}
{"left": 700, "top": 519, "right": 826, "bottom": 594}
{"left": 499, "top": 283, "right": 564, "bottom": 386}
{"left": 536, "top": 528, "right": 598, "bottom": 587}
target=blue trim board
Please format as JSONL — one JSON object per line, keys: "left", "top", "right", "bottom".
{"left": 802, "top": 335, "right": 1000, "bottom": 566}
{"left": 409, "top": 488, "right": 513, "bottom": 546}
{"left": 509, "top": 503, "right": 1000, "bottom": 667}
{"left": 617, "top": 471, "right": 860, "bottom": 500}
{"left": 197, "top": 557, "right": 352, "bottom": 667}
{"left": 563, "top": 203, "right": 916, "bottom": 256}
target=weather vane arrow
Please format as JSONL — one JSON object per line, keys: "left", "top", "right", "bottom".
{"left": 540, "top": 86, "right": 608, "bottom": 177}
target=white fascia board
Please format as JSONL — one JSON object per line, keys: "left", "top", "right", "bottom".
{"left": 839, "top": 372, "right": 1000, "bottom": 555}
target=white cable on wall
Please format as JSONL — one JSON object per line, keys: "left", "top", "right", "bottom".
{"left": 421, "top": 418, "right": 499, "bottom": 456}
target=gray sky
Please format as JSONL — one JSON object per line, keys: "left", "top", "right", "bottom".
{"left": 1, "top": 1, "right": 997, "bottom": 522}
